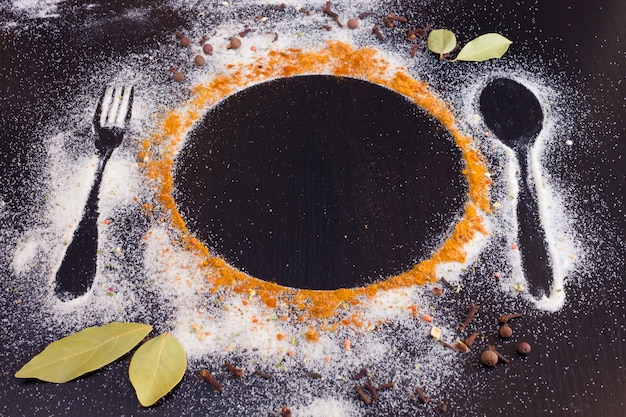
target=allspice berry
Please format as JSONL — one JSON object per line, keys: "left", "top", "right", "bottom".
{"left": 481, "top": 349, "right": 498, "bottom": 367}
{"left": 173, "top": 71, "right": 185, "bottom": 82}
{"left": 194, "top": 55, "right": 206, "bottom": 66}
{"left": 228, "top": 37, "right": 242, "bottom": 49}
{"left": 347, "top": 18, "right": 359, "bottom": 29}
{"left": 202, "top": 43, "right": 213, "bottom": 55}
{"left": 499, "top": 325, "right": 513, "bottom": 339}
{"left": 517, "top": 341, "right": 532, "bottom": 355}
{"left": 180, "top": 36, "right": 191, "bottom": 47}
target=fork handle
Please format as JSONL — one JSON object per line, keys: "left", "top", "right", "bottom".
{"left": 54, "top": 151, "right": 112, "bottom": 299}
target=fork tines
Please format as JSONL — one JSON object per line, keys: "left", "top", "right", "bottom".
{"left": 98, "top": 85, "right": 134, "bottom": 129}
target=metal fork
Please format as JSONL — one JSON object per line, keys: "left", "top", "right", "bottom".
{"left": 55, "top": 86, "right": 134, "bottom": 300}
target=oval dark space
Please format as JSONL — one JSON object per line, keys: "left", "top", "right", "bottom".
{"left": 173, "top": 75, "right": 467, "bottom": 290}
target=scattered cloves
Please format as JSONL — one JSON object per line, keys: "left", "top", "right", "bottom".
{"left": 364, "top": 379, "right": 379, "bottom": 401}
{"left": 440, "top": 277, "right": 454, "bottom": 289}
{"left": 459, "top": 302, "right": 480, "bottom": 330}
{"left": 377, "top": 381, "right": 395, "bottom": 390}
{"left": 238, "top": 28, "right": 254, "bottom": 37}
{"left": 322, "top": 2, "right": 343, "bottom": 27}
{"left": 437, "top": 339, "right": 455, "bottom": 350}
{"left": 353, "top": 367, "right": 368, "bottom": 380}
{"left": 387, "top": 13, "right": 408, "bottom": 23}
{"left": 355, "top": 384, "right": 373, "bottom": 405}
{"left": 254, "top": 370, "right": 272, "bottom": 379}
{"left": 498, "top": 313, "right": 524, "bottom": 324}
{"left": 488, "top": 346, "right": 510, "bottom": 364}
{"left": 372, "top": 25, "right": 385, "bottom": 42}
{"left": 358, "top": 11, "right": 377, "bottom": 19}
{"left": 415, "top": 386, "right": 430, "bottom": 404}
{"left": 200, "top": 369, "right": 223, "bottom": 392}
{"left": 464, "top": 332, "right": 479, "bottom": 347}
{"left": 224, "top": 361, "right": 244, "bottom": 378}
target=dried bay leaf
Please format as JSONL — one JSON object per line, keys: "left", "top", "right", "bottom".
{"left": 427, "top": 29, "right": 457, "bottom": 59}
{"left": 129, "top": 332, "right": 187, "bottom": 407}
{"left": 15, "top": 322, "right": 152, "bottom": 383}
{"left": 453, "top": 33, "right": 512, "bottom": 62}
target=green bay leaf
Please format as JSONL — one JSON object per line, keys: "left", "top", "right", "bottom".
{"left": 129, "top": 332, "right": 187, "bottom": 407}
{"left": 427, "top": 29, "right": 457, "bottom": 58}
{"left": 15, "top": 322, "right": 153, "bottom": 383}
{"left": 452, "top": 33, "right": 513, "bottom": 62}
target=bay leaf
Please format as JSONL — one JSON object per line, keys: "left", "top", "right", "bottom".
{"left": 129, "top": 332, "right": 187, "bottom": 407}
{"left": 427, "top": 29, "right": 457, "bottom": 59}
{"left": 452, "top": 33, "right": 512, "bottom": 62}
{"left": 15, "top": 322, "right": 153, "bottom": 383}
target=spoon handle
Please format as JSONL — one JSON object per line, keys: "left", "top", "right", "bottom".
{"left": 54, "top": 152, "right": 112, "bottom": 299}
{"left": 516, "top": 149, "right": 553, "bottom": 297}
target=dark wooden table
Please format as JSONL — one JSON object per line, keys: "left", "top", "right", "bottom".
{"left": 0, "top": 0, "right": 623, "bottom": 416}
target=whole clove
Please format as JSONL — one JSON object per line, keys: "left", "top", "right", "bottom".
{"left": 355, "top": 384, "right": 372, "bottom": 405}
{"left": 224, "top": 361, "right": 244, "bottom": 378}
{"left": 280, "top": 407, "right": 292, "bottom": 417}
{"left": 372, "top": 25, "right": 386, "bottom": 42}
{"left": 498, "top": 313, "right": 524, "bottom": 324}
{"left": 306, "top": 372, "right": 323, "bottom": 379}
{"left": 322, "top": 2, "right": 343, "bottom": 27}
{"left": 459, "top": 302, "right": 480, "bottom": 330}
{"left": 353, "top": 367, "right": 368, "bottom": 380}
{"left": 453, "top": 341, "right": 469, "bottom": 353}
{"left": 437, "top": 339, "right": 455, "bottom": 350}
{"left": 382, "top": 16, "right": 393, "bottom": 28}
{"left": 200, "top": 369, "right": 223, "bottom": 392}
{"left": 407, "top": 27, "right": 428, "bottom": 41}
{"left": 464, "top": 332, "right": 479, "bottom": 347}
{"left": 254, "top": 370, "right": 272, "bottom": 379}
{"left": 387, "top": 13, "right": 408, "bottom": 23}
{"left": 415, "top": 386, "right": 430, "bottom": 404}
{"left": 440, "top": 277, "right": 454, "bottom": 289}
{"left": 358, "top": 11, "right": 377, "bottom": 19}
{"left": 488, "top": 345, "right": 510, "bottom": 364}
{"left": 364, "top": 379, "right": 379, "bottom": 401}
{"left": 273, "top": 3, "right": 286, "bottom": 11}
{"left": 238, "top": 28, "right": 254, "bottom": 37}
{"left": 377, "top": 381, "right": 395, "bottom": 390}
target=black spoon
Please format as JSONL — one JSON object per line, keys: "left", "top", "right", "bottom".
{"left": 479, "top": 77, "right": 551, "bottom": 297}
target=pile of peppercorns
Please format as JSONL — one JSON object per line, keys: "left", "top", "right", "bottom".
{"left": 480, "top": 312, "right": 532, "bottom": 367}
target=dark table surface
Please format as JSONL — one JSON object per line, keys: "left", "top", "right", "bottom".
{"left": 0, "top": 0, "right": 624, "bottom": 416}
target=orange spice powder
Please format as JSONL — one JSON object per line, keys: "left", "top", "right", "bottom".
{"left": 139, "top": 41, "right": 491, "bottom": 324}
